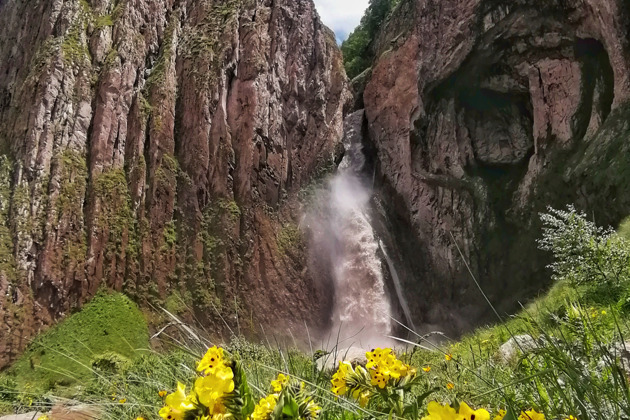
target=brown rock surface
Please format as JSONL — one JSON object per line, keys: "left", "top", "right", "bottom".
{"left": 362, "top": 0, "right": 630, "bottom": 333}
{"left": 0, "top": 0, "right": 350, "bottom": 367}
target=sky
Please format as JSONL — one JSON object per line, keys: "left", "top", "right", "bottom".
{"left": 313, "top": 0, "right": 370, "bottom": 43}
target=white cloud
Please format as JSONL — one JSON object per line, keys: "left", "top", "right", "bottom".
{"left": 314, "top": 0, "right": 369, "bottom": 42}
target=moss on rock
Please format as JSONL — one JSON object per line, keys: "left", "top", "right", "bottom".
{"left": 0, "top": 156, "right": 17, "bottom": 284}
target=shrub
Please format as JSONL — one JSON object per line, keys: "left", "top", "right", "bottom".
{"left": 538, "top": 206, "right": 630, "bottom": 290}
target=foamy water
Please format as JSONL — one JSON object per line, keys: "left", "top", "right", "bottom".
{"left": 328, "top": 173, "right": 392, "bottom": 344}
{"left": 308, "top": 117, "right": 394, "bottom": 349}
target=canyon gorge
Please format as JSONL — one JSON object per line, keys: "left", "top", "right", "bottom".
{"left": 0, "top": 0, "right": 629, "bottom": 369}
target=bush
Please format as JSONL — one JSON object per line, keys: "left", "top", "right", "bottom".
{"left": 538, "top": 206, "right": 630, "bottom": 291}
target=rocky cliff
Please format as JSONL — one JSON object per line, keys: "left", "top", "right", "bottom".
{"left": 0, "top": 0, "right": 350, "bottom": 367}
{"left": 359, "top": 0, "right": 630, "bottom": 333}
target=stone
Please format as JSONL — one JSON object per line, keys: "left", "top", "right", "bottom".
{"left": 496, "top": 335, "right": 539, "bottom": 364}
{"left": 50, "top": 404, "right": 101, "bottom": 420}
{"left": 609, "top": 341, "right": 630, "bottom": 377}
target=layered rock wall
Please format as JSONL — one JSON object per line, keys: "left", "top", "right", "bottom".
{"left": 0, "top": 0, "right": 350, "bottom": 367}
{"left": 362, "top": 0, "right": 630, "bottom": 332}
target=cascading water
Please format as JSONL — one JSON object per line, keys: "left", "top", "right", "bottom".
{"left": 379, "top": 240, "right": 416, "bottom": 332}
{"left": 308, "top": 111, "right": 394, "bottom": 349}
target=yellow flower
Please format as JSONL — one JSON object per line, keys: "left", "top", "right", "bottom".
{"left": 494, "top": 409, "right": 506, "bottom": 420}
{"left": 331, "top": 361, "right": 354, "bottom": 396}
{"left": 307, "top": 400, "right": 321, "bottom": 418}
{"left": 423, "top": 366, "right": 432, "bottom": 372}
{"left": 252, "top": 394, "right": 278, "bottom": 420}
{"left": 366, "top": 348, "right": 395, "bottom": 368}
{"left": 565, "top": 416, "right": 578, "bottom": 420}
{"left": 135, "top": 418, "right": 146, "bottom": 420}
{"left": 159, "top": 390, "right": 168, "bottom": 398}
{"left": 457, "top": 402, "right": 490, "bottom": 420}
{"left": 601, "top": 310, "right": 607, "bottom": 315}
{"left": 159, "top": 382, "right": 195, "bottom": 420}
{"left": 421, "top": 401, "right": 458, "bottom": 420}
{"left": 119, "top": 398, "right": 127, "bottom": 404}
{"left": 370, "top": 370, "right": 389, "bottom": 389}
{"left": 198, "top": 346, "right": 227, "bottom": 375}
{"left": 351, "top": 388, "right": 371, "bottom": 407}
{"left": 194, "top": 364, "right": 235, "bottom": 412}
{"left": 36, "top": 416, "right": 50, "bottom": 420}
{"left": 388, "top": 358, "right": 412, "bottom": 379}
{"left": 445, "top": 354, "right": 453, "bottom": 361}
{"left": 270, "top": 373, "right": 289, "bottom": 392}
{"left": 519, "top": 409, "right": 545, "bottom": 420}
{"left": 446, "top": 382, "right": 455, "bottom": 390}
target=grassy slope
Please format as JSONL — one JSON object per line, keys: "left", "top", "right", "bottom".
{"left": 3, "top": 211, "right": 630, "bottom": 419}
{"left": 9, "top": 291, "right": 149, "bottom": 389}
{"left": 403, "top": 213, "right": 630, "bottom": 418}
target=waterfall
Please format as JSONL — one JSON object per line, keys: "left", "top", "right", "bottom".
{"left": 308, "top": 111, "right": 393, "bottom": 349}
{"left": 379, "top": 240, "right": 416, "bottom": 332}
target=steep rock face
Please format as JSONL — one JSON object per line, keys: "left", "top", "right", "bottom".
{"left": 0, "top": 0, "right": 350, "bottom": 367}
{"left": 362, "top": 0, "right": 630, "bottom": 332}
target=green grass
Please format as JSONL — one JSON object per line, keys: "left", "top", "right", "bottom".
{"left": 4, "top": 206, "right": 630, "bottom": 419}
{"left": 9, "top": 291, "right": 149, "bottom": 390}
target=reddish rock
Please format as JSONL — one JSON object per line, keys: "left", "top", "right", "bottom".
{"left": 0, "top": 0, "right": 350, "bottom": 367}
{"left": 363, "top": 0, "right": 630, "bottom": 333}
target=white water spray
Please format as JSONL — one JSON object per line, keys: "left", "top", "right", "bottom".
{"left": 308, "top": 111, "right": 393, "bottom": 349}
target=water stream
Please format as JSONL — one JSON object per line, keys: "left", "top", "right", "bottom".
{"left": 309, "top": 111, "right": 395, "bottom": 350}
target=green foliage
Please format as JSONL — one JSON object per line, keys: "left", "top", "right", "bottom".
{"left": 155, "top": 154, "right": 179, "bottom": 192}
{"left": 276, "top": 224, "right": 303, "bottom": 256}
{"left": 145, "top": 15, "right": 177, "bottom": 93}
{"left": 92, "top": 168, "right": 134, "bottom": 266}
{"left": 220, "top": 199, "right": 242, "bottom": 223}
{"left": 539, "top": 206, "right": 630, "bottom": 293}
{"left": 91, "top": 351, "right": 132, "bottom": 374}
{"left": 56, "top": 150, "right": 88, "bottom": 218}
{"left": 341, "top": 0, "right": 402, "bottom": 79}
{"left": 405, "top": 206, "right": 630, "bottom": 419}
{"left": 84, "top": 350, "right": 199, "bottom": 419}
{"left": 164, "top": 289, "right": 193, "bottom": 315}
{"left": 61, "top": 21, "right": 90, "bottom": 65}
{"left": 180, "top": 0, "right": 243, "bottom": 87}
{"left": 10, "top": 291, "right": 149, "bottom": 389}
{"left": 6, "top": 205, "right": 630, "bottom": 420}
{"left": 0, "top": 156, "right": 17, "bottom": 284}
{"left": 94, "top": 14, "right": 114, "bottom": 29}
{"left": 341, "top": 27, "right": 372, "bottom": 80}
{"left": 163, "top": 220, "right": 177, "bottom": 249}
{"left": 25, "top": 38, "right": 63, "bottom": 84}
{"left": 54, "top": 149, "right": 89, "bottom": 271}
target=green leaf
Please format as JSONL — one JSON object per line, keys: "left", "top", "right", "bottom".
{"left": 416, "top": 387, "right": 439, "bottom": 407}
{"left": 281, "top": 395, "right": 300, "bottom": 418}
{"left": 503, "top": 407, "right": 519, "bottom": 420}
